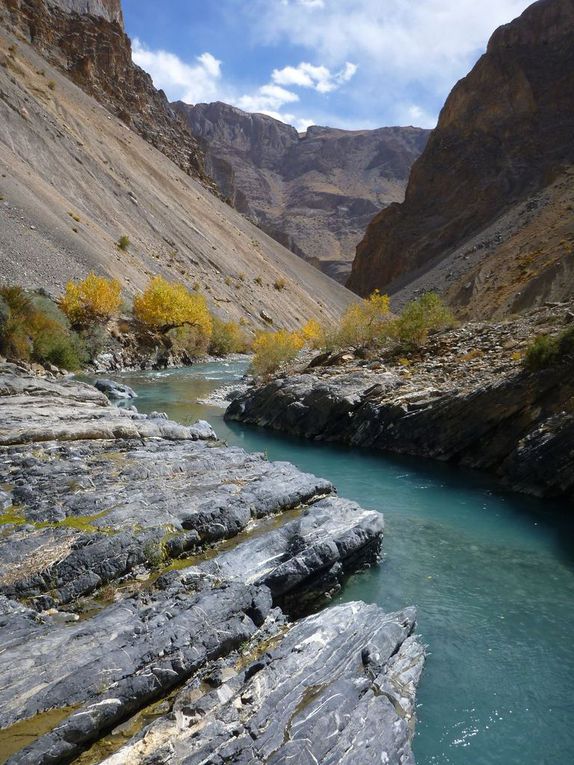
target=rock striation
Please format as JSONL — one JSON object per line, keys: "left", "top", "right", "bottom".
{"left": 176, "top": 101, "right": 429, "bottom": 282}
{"left": 348, "top": 0, "right": 574, "bottom": 315}
{"left": 0, "top": 362, "right": 422, "bottom": 764}
{"left": 226, "top": 302, "right": 574, "bottom": 499}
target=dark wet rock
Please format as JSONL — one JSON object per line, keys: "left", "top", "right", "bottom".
{"left": 96, "top": 602, "right": 424, "bottom": 765}
{"left": 226, "top": 306, "right": 574, "bottom": 498}
{"left": 160, "top": 496, "right": 383, "bottom": 615}
{"left": 94, "top": 378, "right": 137, "bottom": 399}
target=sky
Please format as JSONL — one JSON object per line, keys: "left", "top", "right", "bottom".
{"left": 123, "top": 0, "right": 533, "bottom": 133}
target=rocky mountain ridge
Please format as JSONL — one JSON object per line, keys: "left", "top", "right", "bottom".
{"left": 348, "top": 0, "right": 574, "bottom": 318}
{"left": 176, "top": 101, "right": 429, "bottom": 281}
{"left": 1, "top": 0, "right": 208, "bottom": 180}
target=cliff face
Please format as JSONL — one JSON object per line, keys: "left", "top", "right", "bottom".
{"left": 0, "top": 0, "right": 209, "bottom": 180}
{"left": 176, "top": 101, "right": 429, "bottom": 282}
{"left": 46, "top": 0, "right": 123, "bottom": 24}
{"left": 348, "top": 0, "right": 574, "bottom": 313}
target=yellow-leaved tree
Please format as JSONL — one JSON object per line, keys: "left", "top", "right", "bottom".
{"left": 251, "top": 329, "right": 304, "bottom": 376}
{"left": 59, "top": 273, "right": 122, "bottom": 327}
{"left": 336, "top": 291, "right": 391, "bottom": 348}
{"left": 133, "top": 276, "right": 212, "bottom": 338}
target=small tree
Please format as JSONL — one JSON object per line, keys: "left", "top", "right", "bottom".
{"left": 336, "top": 291, "right": 392, "bottom": 349}
{"left": 392, "top": 292, "right": 455, "bottom": 349}
{"left": 59, "top": 273, "right": 122, "bottom": 328}
{"left": 251, "top": 329, "right": 304, "bottom": 376}
{"left": 133, "top": 276, "right": 212, "bottom": 339}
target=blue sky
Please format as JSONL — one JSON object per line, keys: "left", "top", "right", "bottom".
{"left": 123, "top": 0, "right": 533, "bottom": 132}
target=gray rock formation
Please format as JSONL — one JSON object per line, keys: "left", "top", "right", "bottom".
{"left": 98, "top": 602, "right": 424, "bottom": 765}
{"left": 47, "top": 0, "right": 123, "bottom": 24}
{"left": 226, "top": 302, "right": 574, "bottom": 498}
{"left": 0, "top": 362, "right": 421, "bottom": 763}
{"left": 176, "top": 101, "right": 429, "bottom": 282}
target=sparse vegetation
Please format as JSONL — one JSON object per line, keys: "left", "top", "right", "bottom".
{"left": 59, "top": 273, "right": 122, "bottom": 328}
{"left": 524, "top": 326, "right": 574, "bottom": 371}
{"left": 47, "top": 80, "right": 56, "bottom": 91}
{"left": 273, "top": 278, "right": 287, "bottom": 291}
{"left": 117, "top": 235, "right": 130, "bottom": 251}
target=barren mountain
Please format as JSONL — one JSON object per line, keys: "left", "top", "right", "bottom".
{"left": 348, "top": 0, "right": 574, "bottom": 318}
{"left": 176, "top": 101, "right": 429, "bottom": 282}
{"left": 0, "top": 0, "right": 356, "bottom": 329}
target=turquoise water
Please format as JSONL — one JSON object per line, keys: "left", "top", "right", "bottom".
{"left": 108, "top": 361, "right": 574, "bottom": 765}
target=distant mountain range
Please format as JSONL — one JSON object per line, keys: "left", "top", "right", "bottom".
{"left": 175, "top": 101, "right": 429, "bottom": 282}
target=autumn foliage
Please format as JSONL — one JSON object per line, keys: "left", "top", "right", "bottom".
{"left": 133, "top": 276, "right": 212, "bottom": 338}
{"left": 59, "top": 273, "right": 121, "bottom": 327}
{"left": 251, "top": 329, "right": 304, "bottom": 376}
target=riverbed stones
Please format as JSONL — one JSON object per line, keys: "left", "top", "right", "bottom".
{"left": 0, "top": 363, "right": 421, "bottom": 764}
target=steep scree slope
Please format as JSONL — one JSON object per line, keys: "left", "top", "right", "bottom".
{"left": 0, "top": 12, "right": 356, "bottom": 328}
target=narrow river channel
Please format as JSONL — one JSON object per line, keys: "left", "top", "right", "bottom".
{"left": 105, "top": 360, "right": 574, "bottom": 765}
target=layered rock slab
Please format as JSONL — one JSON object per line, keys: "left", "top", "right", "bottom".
{"left": 98, "top": 602, "right": 424, "bottom": 765}
{"left": 0, "top": 364, "right": 419, "bottom": 764}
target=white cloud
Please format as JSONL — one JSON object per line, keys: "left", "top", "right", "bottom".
{"left": 272, "top": 61, "right": 357, "bottom": 93}
{"left": 250, "top": 0, "right": 533, "bottom": 124}
{"left": 237, "top": 83, "right": 299, "bottom": 113}
{"left": 132, "top": 39, "right": 223, "bottom": 104}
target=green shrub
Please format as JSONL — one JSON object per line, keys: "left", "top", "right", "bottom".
{"left": 209, "top": 317, "right": 247, "bottom": 356}
{"left": 391, "top": 292, "right": 455, "bottom": 350}
{"left": 33, "top": 327, "right": 85, "bottom": 370}
{"left": 524, "top": 326, "right": 574, "bottom": 371}
{"left": 117, "top": 235, "right": 130, "bottom": 251}
{"left": 0, "top": 285, "right": 86, "bottom": 369}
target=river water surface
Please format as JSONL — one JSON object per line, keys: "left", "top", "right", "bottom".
{"left": 111, "top": 359, "right": 574, "bottom": 765}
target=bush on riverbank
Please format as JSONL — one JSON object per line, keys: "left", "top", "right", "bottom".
{"left": 524, "top": 326, "right": 574, "bottom": 371}
{"left": 389, "top": 292, "right": 455, "bottom": 350}
{"left": 0, "top": 286, "right": 85, "bottom": 370}
{"left": 59, "top": 273, "right": 122, "bottom": 328}
{"left": 251, "top": 329, "right": 304, "bottom": 376}
{"left": 209, "top": 317, "right": 250, "bottom": 356}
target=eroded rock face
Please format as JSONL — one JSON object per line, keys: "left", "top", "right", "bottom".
{"left": 46, "top": 0, "right": 123, "bottom": 24}
{"left": 176, "top": 101, "right": 429, "bottom": 282}
{"left": 226, "top": 302, "right": 574, "bottom": 498}
{"left": 348, "top": 0, "right": 574, "bottom": 311}
{"left": 0, "top": 363, "right": 418, "bottom": 764}
{"left": 0, "top": 0, "right": 209, "bottom": 180}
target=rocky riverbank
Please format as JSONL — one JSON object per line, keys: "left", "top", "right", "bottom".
{"left": 226, "top": 303, "right": 574, "bottom": 499}
{"left": 0, "top": 361, "right": 423, "bottom": 764}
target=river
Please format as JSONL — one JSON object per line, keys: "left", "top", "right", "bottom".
{"left": 108, "top": 359, "right": 574, "bottom": 765}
